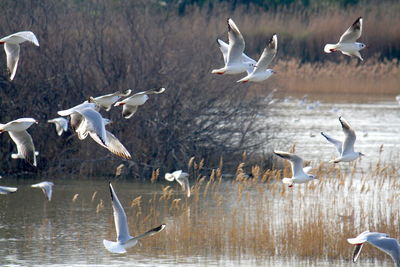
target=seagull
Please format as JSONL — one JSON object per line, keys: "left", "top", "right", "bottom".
{"left": 0, "top": 185, "right": 18, "bottom": 194}
{"left": 211, "top": 18, "right": 255, "bottom": 75}
{"left": 348, "top": 231, "right": 400, "bottom": 266}
{"left": 31, "top": 181, "right": 54, "bottom": 201}
{"left": 103, "top": 183, "right": 166, "bottom": 254}
{"left": 164, "top": 170, "right": 190, "bottom": 197}
{"left": 0, "top": 118, "right": 38, "bottom": 166}
{"left": 324, "top": 17, "right": 366, "bottom": 61}
{"left": 48, "top": 117, "right": 69, "bottom": 136}
{"left": 273, "top": 151, "right": 316, "bottom": 187}
{"left": 114, "top": 88, "right": 165, "bottom": 119}
{"left": 321, "top": 116, "right": 364, "bottom": 163}
{"left": 58, "top": 102, "right": 98, "bottom": 130}
{"left": 0, "top": 31, "right": 39, "bottom": 80}
{"left": 85, "top": 89, "right": 132, "bottom": 111}
{"left": 74, "top": 107, "right": 132, "bottom": 159}
{"left": 237, "top": 34, "right": 277, "bottom": 83}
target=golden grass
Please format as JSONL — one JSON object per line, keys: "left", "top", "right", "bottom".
{"left": 100, "top": 157, "right": 400, "bottom": 263}
{"left": 270, "top": 58, "right": 400, "bottom": 95}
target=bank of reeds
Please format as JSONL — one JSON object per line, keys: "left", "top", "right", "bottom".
{"left": 102, "top": 158, "right": 400, "bottom": 264}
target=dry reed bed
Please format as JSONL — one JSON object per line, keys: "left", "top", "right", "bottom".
{"left": 271, "top": 58, "right": 400, "bottom": 95}
{"left": 100, "top": 159, "right": 400, "bottom": 263}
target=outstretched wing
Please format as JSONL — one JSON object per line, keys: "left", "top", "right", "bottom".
{"left": 252, "top": 34, "right": 277, "bottom": 74}
{"left": 8, "top": 130, "right": 37, "bottom": 166}
{"left": 109, "top": 183, "right": 131, "bottom": 243}
{"left": 89, "top": 131, "right": 131, "bottom": 159}
{"left": 4, "top": 43, "right": 20, "bottom": 80}
{"left": 339, "top": 117, "right": 356, "bottom": 155}
{"left": 274, "top": 151, "right": 304, "bottom": 177}
{"left": 321, "top": 132, "right": 342, "bottom": 155}
{"left": 226, "top": 18, "right": 245, "bottom": 65}
{"left": 339, "top": 17, "right": 362, "bottom": 43}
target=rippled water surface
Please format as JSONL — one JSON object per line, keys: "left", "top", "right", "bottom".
{"left": 1, "top": 94, "right": 399, "bottom": 266}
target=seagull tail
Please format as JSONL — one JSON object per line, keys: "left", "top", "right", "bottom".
{"left": 324, "top": 44, "right": 337, "bottom": 53}
{"left": 282, "top": 178, "right": 293, "bottom": 185}
{"left": 211, "top": 67, "right": 226, "bottom": 75}
{"left": 103, "top": 239, "right": 127, "bottom": 254}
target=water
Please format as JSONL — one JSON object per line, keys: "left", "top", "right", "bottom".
{"left": 1, "top": 95, "right": 399, "bottom": 266}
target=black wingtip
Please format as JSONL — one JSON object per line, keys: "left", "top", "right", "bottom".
{"left": 216, "top": 38, "right": 221, "bottom": 46}
{"left": 155, "top": 224, "right": 166, "bottom": 232}
{"left": 109, "top": 183, "right": 113, "bottom": 201}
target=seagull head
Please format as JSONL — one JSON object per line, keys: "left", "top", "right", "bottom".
{"left": 359, "top": 43, "right": 367, "bottom": 49}
{"left": 358, "top": 152, "right": 365, "bottom": 157}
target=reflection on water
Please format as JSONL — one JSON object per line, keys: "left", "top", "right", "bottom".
{"left": 1, "top": 96, "right": 399, "bottom": 266}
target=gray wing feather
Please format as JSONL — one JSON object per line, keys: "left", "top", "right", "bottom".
{"left": 368, "top": 237, "right": 400, "bottom": 265}
{"left": 89, "top": 131, "right": 131, "bottom": 159}
{"left": 131, "top": 224, "right": 166, "bottom": 242}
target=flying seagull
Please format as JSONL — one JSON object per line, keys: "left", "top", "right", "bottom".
{"left": 85, "top": 89, "right": 132, "bottom": 111}
{"left": 237, "top": 34, "right": 277, "bottom": 83}
{"left": 103, "top": 183, "right": 166, "bottom": 253}
{"left": 324, "top": 17, "right": 366, "bottom": 60}
{"left": 0, "top": 118, "right": 38, "bottom": 166}
{"left": 212, "top": 18, "right": 255, "bottom": 75}
{"left": 273, "top": 151, "right": 316, "bottom": 187}
{"left": 348, "top": 231, "right": 400, "bottom": 266}
{"left": 31, "top": 181, "right": 54, "bottom": 201}
{"left": 0, "top": 31, "right": 39, "bottom": 80}
{"left": 165, "top": 170, "right": 191, "bottom": 197}
{"left": 321, "top": 116, "right": 364, "bottom": 163}
{"left": 48, "top": 117, "right": 69, "bottom": 136}
{"left": 114, "top": 88, "right": 165, "bottom": 119}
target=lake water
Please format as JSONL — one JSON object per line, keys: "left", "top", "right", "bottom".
{"left": 1, "top": 94, "right": 399, "bottom": 266}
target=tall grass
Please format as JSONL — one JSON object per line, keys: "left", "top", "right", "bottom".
{"left": 102, "top": 157, "right": 400, "bottom": 264}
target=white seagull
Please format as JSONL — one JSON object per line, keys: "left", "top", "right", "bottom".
{"left": 103, "top": 183, "right": 166, "bottom": 254}
{"left": 237, "top": 34, "right": 277, "bottom": 83}
{"left": 114, "top": 88, "right": 165, "bottom": 119}
{"left": 348, "top": 231, "right": 400, "bottom": 266}
{"left": 0, "top": 118, "right": 38, "bottom": 166}
{"left": 0, "top": 185, "right": 18, "bottom": 194}
{"left": 212, "top": 18, "right": 255, "bottom": 75}
{"left": 86, "top": 89, "right": 132, "bottom": 111}
{"left": 74, "top": 107, "right": 132, "bottom": 159}
{"left": 321, "top": 116, "right": 364, "bottom": 163}
{"left": 48, "top": 117, "right": 69, "bottom": 136}
{"left": 31, "top": 181, "right": 54, "bottom": 201}
{"left": 0, "top": 31, "right": 39, "bottom": 80}
{"left": 324, "top": 17, "right": 366, "bottom": 61}
{"left": 165, "top": 170, "right": 190, "bottom": 197}
{"left": 273, "top": 151, "right": 316, "bottom": 187}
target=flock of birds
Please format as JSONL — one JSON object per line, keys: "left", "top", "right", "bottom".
{"left": 0, "top": 15, "right": 399, "bottom": 265}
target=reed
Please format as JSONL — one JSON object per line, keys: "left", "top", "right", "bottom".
{"left": 104, "top": 157, "right": 400, "bottom": 264}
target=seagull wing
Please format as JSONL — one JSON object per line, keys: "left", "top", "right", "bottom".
{"left": 176, "top": 174, "right": 190, "bottom": 197}
{"left": 252, "top": 34, "right": 277, "bottom": 74}
{"left": 368, "top": 236, "right": 400, "bottom": 264}
{"left": 4, "top": 43, "right": 20, "bottom": 80}
{"left": 129, "top": 224, "right": 166, "bottom": 243}
{"left": 8, "top": 130, "right": 37, "bottom": 166}
{"left": 274, "top": 151, "right": 304, "bottom": 177}
{"left": 217, "top": 39, "right": 229, "bottom": 64}
{"left": 339, "top": 117, "right": 356, "bottom": 155}
{"left": 0, "top": 186, "right": 18, "bottom": 194}
{"left": 339, "top": 17, "right": 362, "bottom": 43}
{"left": 109, "top": 183, "right": 131, "bottom": 243}
{"left": 321, "top": 132, "right": 342, "bottom": 154}
{"left": 226, "top": 18, "right": 245, "bottom": 65}
{"left": 89, "top": 130, "right": 132, "bottom": 159}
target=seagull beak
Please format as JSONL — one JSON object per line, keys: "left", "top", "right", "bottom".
{"left": 361, "top": 153, "right": 366, "bottom": 156}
